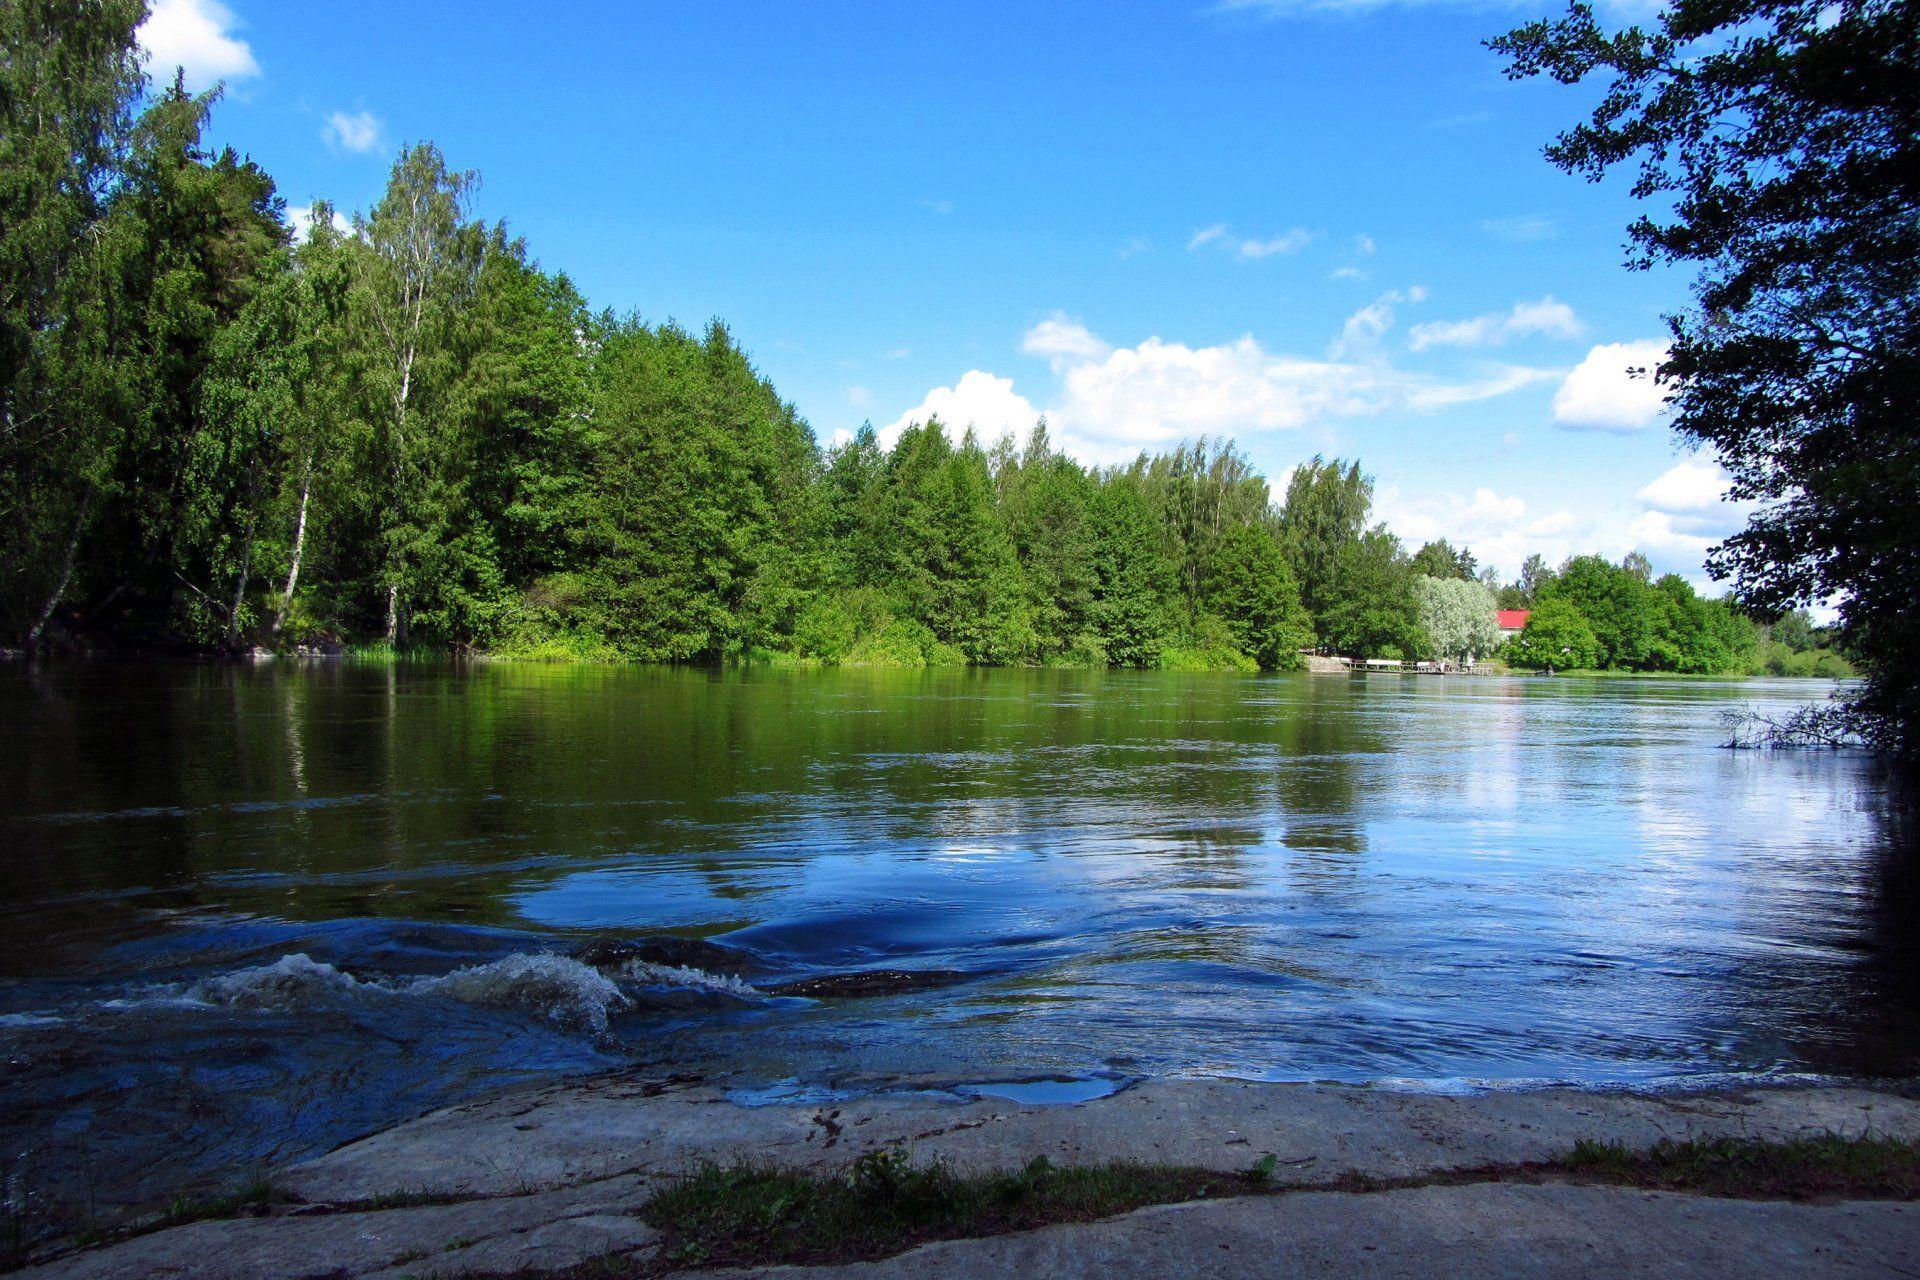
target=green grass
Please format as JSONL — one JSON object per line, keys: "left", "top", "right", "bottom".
{"left": 1562, "top": 1135, "right": 1920, "bottom": 1199}
{"left": 155, "top": 1173, "right": 286, "bottom": 1228}
{"left": 640, "top": 1150, "right": 1241, "bottom": 1269}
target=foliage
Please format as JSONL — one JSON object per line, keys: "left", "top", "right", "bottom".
{"left": 1411, "top": 538, "right": 1478, "bottom": 581}
{"left": 1203, "top": 523, "right": 1313, "bottom": 670}
{"left": 1415, "top": 574, "right": 1501, "bottom": 662}
{"left": 1495, "top": 0, "right": 1920, "bottom": 755}
{"left": 1507, "top": 597, "right": 1601, "bottom": 670}
{"left": 1317, "top": 528, "right": 1426, "bottom": 661}
{"left": 0, "top": 14, "right": 1793, "bottom": 683}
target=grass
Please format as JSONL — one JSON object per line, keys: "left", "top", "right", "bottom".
{"left": 639, "top": 1149, "right": 1249, "bottom": 1269}
{"left": 635, "top": 1135, "right": 1920, "bottom": 1272}
{"left": 26, "top": 1134, "right": 1920, "bottom": 1276}
{"left": 1562, "top": 1134, "right": 1920, "bottom": 1200}
{"left": 155, "top": 1173, "right": 286, "bottom": 1229}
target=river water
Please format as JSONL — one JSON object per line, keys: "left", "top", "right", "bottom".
{"left": 1, "top": 662, "right": 1914, "bottom": 1227}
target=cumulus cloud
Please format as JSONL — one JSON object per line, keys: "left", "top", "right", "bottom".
{"left": 883, "top": 370, "right": 1041, "bottom": 449}
{"left": 889, "top": 307, "right": 1552, "bottom": 464}
{"left": 1022, "top": 313, "right": 1114, "bottom": 370}
{"left": 323, "top": 110, "right": 386, "bottom": 156}
{"left": 1408, "top": 297, "right": 1584, "bottom": 351}
{"left": 1552, "top": 340, "right": 1671, "bottom": 432}
{"left": 286, "top": 204, "right": 353, "bottom": 241}
{"left": 1374, "top": 481, "right": 1721, "bottom": 584}
{"left": 138, "top": 0, "right": 259, "bottom": 92}
{"left": 1374, "top": 484, "right": 1583, "bottom": 580}
{"left": 1188, "top": 223, "right": 1314, "bottom": 260}
{"left": 1637, "top": 459, "right": 1731, "bottom": 512}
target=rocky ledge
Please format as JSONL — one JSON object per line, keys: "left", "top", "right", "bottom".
{"left": 15, "top": 1078, "right": 1920, "bottom": 1279}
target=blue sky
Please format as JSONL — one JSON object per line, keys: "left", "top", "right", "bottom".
{"left": 140, "top": 0, "right": 1745, "bottom": 587}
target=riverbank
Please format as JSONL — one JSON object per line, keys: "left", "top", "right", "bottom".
{"left": 15, "top": 1077, "right": 1920, "bottom": 1279}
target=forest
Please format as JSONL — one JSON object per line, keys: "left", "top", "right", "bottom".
{"left": 1, "top": 8, "right": 1816, "bottom": 678}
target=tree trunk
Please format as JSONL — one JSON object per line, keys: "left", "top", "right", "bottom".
{"left": 272, "top": 456, "right": 314, "bottom": 637}
{"left": 25, "top": 492, "right": 90, "bottom": 652}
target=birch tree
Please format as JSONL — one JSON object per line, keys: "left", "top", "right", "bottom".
{"left": 355, "top": 144, "right": 484, "bottom": 645}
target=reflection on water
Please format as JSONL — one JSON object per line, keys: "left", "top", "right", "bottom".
{"left": 0, "top": 662, "right": 1914, "bottom": 1224}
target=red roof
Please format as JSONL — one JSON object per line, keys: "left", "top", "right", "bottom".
{"left": 1496, "top": 609, "right": 1531, "bottom": 630}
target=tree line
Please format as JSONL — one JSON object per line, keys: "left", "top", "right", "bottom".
{"left": 0, "top": 4, "right": 1814, "bottom": 682}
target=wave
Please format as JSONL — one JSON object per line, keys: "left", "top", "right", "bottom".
{"left": 32, "top": 949, "right": 765, "bottom": 1039}
{"left": 412, "top": 953, "right": 630, "bottom": 1034}
{"left": 187, "top": 952, "right": 377, "bottom": 1010}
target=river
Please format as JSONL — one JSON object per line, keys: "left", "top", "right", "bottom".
{"left": 1, "top": 661, "right": 1913, "bottom": 1226}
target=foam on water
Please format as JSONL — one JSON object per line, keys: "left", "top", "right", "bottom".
{"left": 410, "top": 953, "right": 631, "bottom": 1034}
{"left": 185, "top": 952, "right": 377, "bottom": 1011}
{"left": 41, "top": 949, "right": 767, "bottom": 1039}
{"left": 612, "top": 958, "right": 762, "bottom": 999}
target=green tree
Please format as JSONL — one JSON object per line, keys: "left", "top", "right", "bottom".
{"left": 355, "top": 142, "right": 488, "bottom": 644}
{"left": 1088, "top": 476, "right": 1175, "bottom": 668}
{"left": 1544, "top": 554, "right": 1659, "bottom": 669}
{"left": 1411, "top": 538, "right": 1478, "bottom": 581}
{"left": 1496, "top": 0, "right": 1920, "bottom": 753}
{"left": 195, "top": 207, "right": 357, "bottom": 644}
{"left": 0, "top": 0, "right": 145, "bottom": 646}
{"left": 997, "top": 424, "right": 1100, "bottom": 663}
{"left": 1508, "top": 596, "right": 1601, "bottom": 669}
{"left": 1276, "top": 455, "right": 1372, "bottom": 641}
{"left": 1204, "top": 522, "right": 1313, "bottom": 670}
{"left": 1319, "top": 529, "right": 1426, "bottom": 660}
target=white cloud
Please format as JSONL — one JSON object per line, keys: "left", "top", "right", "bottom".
{"left": 1374, "top": 484, "right": 1583, "bottom": 580}
{"left": 886, "top": 347, "right": 911, "bottom": 360}
{"left": 323, "top": 110, "right": 386, "bottom": 156}
{"left": 1022, "top": 313, "right": 1114, "bottom": 371}
{"left": 890, "top": 309, "right": 1553, "bottom": 465}
{"left": 1353, "top": 233, "right": 1377, "bottom": 256}
{"left": 286, "top": 204, "right": 352, "bottom": 241}
{"left": 920, "top": 198, "right": 955, "bottom": 215}
{"left": 1408, "top": 296, "right": 1584, "bottom": 350}
{"left": 1637, "top": 460, "right": 1730, "bottom": 512}
{"left": 1188, "top": 223, "right": 1314, "bottom": 260}
{"left": 1326, "top": 287, "right": 1425, "bottom": 362}
{"left": 138, "top": 0, "right": 259, "bottom": 92}
{"left": 1552, "top": 340, "right": 1671, "bottom": 432}
{"left": 883, "top": 370, "right": 1041, "bottom": 449}
{"left": 1624, "top": 509, "right": 1718, "bottom": 559}
{"left": 848, "top": 386, "right": 873, "bottom": 409}
{"left": 1331, "top": 266, "right": 1370, "bottom": 282}
{"left": 1479, "top": 215, "right": 1559, "bottom": 243}
{"left": 1328, "top": 300, "right": 1397, "bottom": 362}
{"left": 1118, "top": 236, "right": 1154, "bottom": 260}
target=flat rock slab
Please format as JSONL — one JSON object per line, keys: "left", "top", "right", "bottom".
{"left": 709, "top": 1183, "right": 1920, "bottom": 1280}
{"left": 283, "top": 1078, "right": 1920, "bottom": 1204}
{"left": 21, "top": 1081, "right": 1920, "bottom": 1280}
{"left": 17, "top": 1176, "right": 657, "bottom": 1280}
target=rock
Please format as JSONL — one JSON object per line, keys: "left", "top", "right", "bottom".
{"left": 571, "top": 934, "right": 768, "bottom": 977}
{"left": 16, "top": 1176, "right": 656, "bottom": 1280}
{"left": 27, "top": 1081, "right": 1920, "bottom": 1280}
{"left": 764, "top": 969, "right": 973, "bottom": 999}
